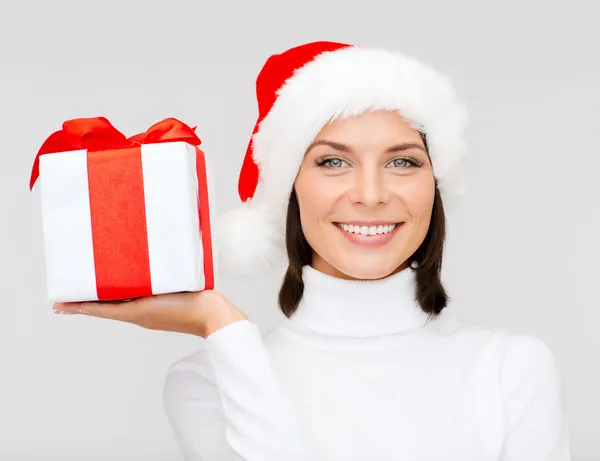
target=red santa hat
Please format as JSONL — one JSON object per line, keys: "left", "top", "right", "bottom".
{"left": 217, "top": 41, "right": 469, "bottom": 275}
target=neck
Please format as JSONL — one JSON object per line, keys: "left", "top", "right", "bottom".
{"left": 287, "top": 265, "right": 431, "bottom": 338}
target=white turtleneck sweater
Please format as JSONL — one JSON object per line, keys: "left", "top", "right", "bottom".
{"left": 163, "top": 266, "right": 571, "bottom": 461}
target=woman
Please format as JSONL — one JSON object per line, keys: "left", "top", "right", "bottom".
{"left": 53, "top": 41, "right": 571, "bottom": 460}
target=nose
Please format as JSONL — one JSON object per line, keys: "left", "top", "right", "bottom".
{"left": 348, "top": 165, "right": 390, "bottom": 207}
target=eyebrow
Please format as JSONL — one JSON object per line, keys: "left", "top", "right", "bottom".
{"left": 305, "top": 140, "right": 428, "bottom": 155}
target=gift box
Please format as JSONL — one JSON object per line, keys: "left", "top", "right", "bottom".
{"left": 30, "top": 117, "right": 215, "bottom": 302}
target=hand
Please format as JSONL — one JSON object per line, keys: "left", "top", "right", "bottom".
{"left": 52, "top": 290, "right": 248, "bottom": 338}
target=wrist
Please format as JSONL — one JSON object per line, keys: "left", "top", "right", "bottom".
{"left": 204, "top": 309, "right": 248, "bottom": 338}
{"left": 201, "top": 298, "right": 248, "bottom": 338}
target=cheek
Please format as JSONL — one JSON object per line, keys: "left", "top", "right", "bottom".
{"left": 295, "top": 174, "right": 339, "bottom": 224}
{"left": 394, "top": 174, "right": 436, "bottom": 217}
{"left": 295, "top": 175, "right": 342, "bottom": 250}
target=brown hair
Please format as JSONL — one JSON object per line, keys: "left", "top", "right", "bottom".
{"left": 277, "top": 133, "right": 449, "bottom": 318}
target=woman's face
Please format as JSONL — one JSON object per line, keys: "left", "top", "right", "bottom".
{"left": 294, "top": 110, "right": 435, "bottom": 280}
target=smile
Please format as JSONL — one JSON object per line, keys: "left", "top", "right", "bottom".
{"left": 335, "top": 223, "right": 397, "bottom": 236}
{"left": 333, "top": 222, "right": 403, "bottom": 247}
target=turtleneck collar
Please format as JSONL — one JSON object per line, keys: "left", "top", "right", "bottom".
{"left": 286, "top": 265, "right": 432, "bottom": 338}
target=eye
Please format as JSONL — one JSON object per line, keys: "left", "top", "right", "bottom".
{"left": 386, "top": 157, "right": 423, "bottom": 168}
{"left": 315, "top": 157, "right": 349, "bottom": 169}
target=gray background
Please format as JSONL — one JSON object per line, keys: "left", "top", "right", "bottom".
{"left": 1, "top": 0, "right": 598, "bottom": 459}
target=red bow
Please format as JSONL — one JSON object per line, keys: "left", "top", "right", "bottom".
{"left": 30, "top": 117, "right": 201, "bottom": 190}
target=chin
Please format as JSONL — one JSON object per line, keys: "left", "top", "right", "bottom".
{"left": 333, "top": 259, "right": 404, "bottom": 281}
{"left": 310, "top": 228, "right": 413, "bottom": 280}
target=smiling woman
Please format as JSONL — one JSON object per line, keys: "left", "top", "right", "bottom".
{"left": 279, "top": 110, "right": 447, "bottom": 318}
{"left": 158, "top": 41, "right": 571, "bottom": 461}
{"left": 295, "top": 110, "right": 436, "bottom": 281}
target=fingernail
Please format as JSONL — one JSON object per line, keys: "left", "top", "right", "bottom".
{"left": 53, "top": 308, "right": 73, "bottom": 315}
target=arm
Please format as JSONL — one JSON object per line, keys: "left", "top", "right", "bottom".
{"left": 53, "top": 282, "right": 311, "bottom": 459}
{"left": 499, "top": 334, "right": 571, "bottom": 461}
{"left": 163, "top": 320, "right": 313, "bottom": 461}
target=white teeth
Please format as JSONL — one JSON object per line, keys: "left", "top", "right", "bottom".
{"left": 338, "top": 223, "right": 397, "bottom": 236}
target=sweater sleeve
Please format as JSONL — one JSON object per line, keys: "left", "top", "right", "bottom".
{"left": 163, "top": 320, "right": 313, "bottom": 461}
{"left": 499, "top": 334, "right": 571, "bottom": 461}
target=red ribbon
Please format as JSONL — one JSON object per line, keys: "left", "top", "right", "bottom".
{"left": 31, "top": 117, "right": 214, "bottom": 299}
{"left": 30, "top": 117, "right": 202, "bottom": 190}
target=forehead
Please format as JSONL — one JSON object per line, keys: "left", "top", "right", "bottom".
{"left": 314, "top": 110, "right": 424, "bottom": 145}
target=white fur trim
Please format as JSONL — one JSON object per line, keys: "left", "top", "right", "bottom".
{"left": 215, "top": 200, "right": 286, "bottom": 275}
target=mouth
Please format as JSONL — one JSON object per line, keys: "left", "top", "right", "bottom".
{"left": 334, "top": 222, "right": 400, "bottom": 236}
{"left": 333, "top": 221, "right": 404, "bottom": 246}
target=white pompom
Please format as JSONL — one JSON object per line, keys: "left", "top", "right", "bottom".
{"left": 215, "top": 201, "right": 286, "bottom": 276}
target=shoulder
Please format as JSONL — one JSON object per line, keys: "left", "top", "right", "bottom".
{"left": 500, "top": 332, "right": 558, "bottom": 367}
{"left": 451, "top": 316, "right": 564, "bottom": 399}
{"left": 427, "top": 310, "right": 506, "bottom": 348}
{"left": 498, "top": 332, "right": 563, "bottom": 397}
{"left": 435, "top": 311, "right": 556, "bottom": 353}
{"left": 434, "top": 313, "right": 562, "bottom": 377}
{"left": 163, "top": 347, "right": 218, "bottom": 411}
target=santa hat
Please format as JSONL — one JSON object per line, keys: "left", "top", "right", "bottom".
{"left": 217, "top": 41, "right": 469, "bottom": 275}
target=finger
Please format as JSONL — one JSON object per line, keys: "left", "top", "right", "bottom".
{"left": 54, "top": 300, "right": 138, "bottom": 322}
{"left": 53, "top": 302, "right": 84, "bottom": 315}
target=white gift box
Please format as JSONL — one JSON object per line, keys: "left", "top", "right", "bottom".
{"left": 36, "top": 141, "right": 216, "bottom": 302}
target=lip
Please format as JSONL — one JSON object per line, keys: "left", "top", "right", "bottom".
{"left": 334, "top": 222, "right": 403, "bottom": 247}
